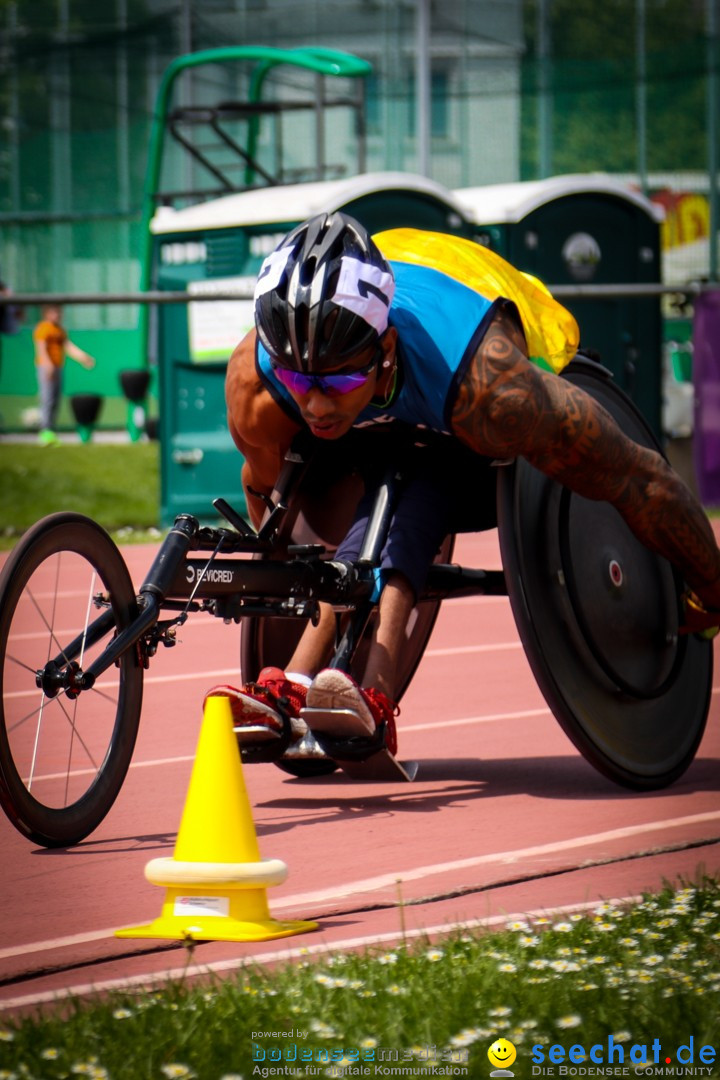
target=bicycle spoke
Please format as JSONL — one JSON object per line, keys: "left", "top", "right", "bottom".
{"left": 77, "top": 570, "right": 97, "bottom": 668}
{"left": 49, "top": 693, "right": 100, "bottom": 772}
{"left": 47, "top": 551, "right": 62, "bottom": 663}
{"left": 9, "top": 691, "right": 100, "bottom": 776}
{"left": 5, "top": 650, "right": 43, "bottom": 678}
{"left": 7, "top": 704, "right": 50, "bottom": 738}
{"left": 88, "top": 682, "right": 120, "bottom": 708}
{"left": 27, "top": 585, "right": 71, "bottom": 666}
{"left": 8, "top": 702, "right": 45, "bottom": 736}
{"left": 63, "top": 699, "right": 78, "bottom": 806}
{"left": 27, "top": 696, "right": 45, "bottom": 790}
{"left": 59, "top": 572, "right": 98, "bottom": 804}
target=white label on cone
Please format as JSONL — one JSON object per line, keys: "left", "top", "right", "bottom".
{"left": 174, "top": 895, "right": 229, "bottom": 918}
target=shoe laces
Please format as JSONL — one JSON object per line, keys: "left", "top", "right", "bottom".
{"left": 361, "top": 687, "right": 399, "bottom": 756}
{"left": 247, "top": 670, "right": 307, "bottom": 717}
{"left": 361, "top": 686, "right": 399, "bottom": 724}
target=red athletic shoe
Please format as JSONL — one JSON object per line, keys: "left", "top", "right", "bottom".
{"left": 204, "top": 667, "right": 308, "bottom": 742}
{"left": 305, "top": 669, "right": 399, "bottom": 755}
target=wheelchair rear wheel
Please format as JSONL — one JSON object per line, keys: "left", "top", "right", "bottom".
{"left": 496, "top": 357, "right": 712, "bottom": 790}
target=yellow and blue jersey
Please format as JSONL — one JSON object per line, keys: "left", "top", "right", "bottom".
{"left": 256, "top": 228, "right": 579, "bottom": 435}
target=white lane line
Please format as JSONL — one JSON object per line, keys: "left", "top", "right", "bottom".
{"left": 3, "top": 668, "right": 242, "bottom": 699}
{"left": 14, "top": 682, "right": 720, "bottom": 785}
{"left": 403, "top": 706, "right": 550, "bottom": 733}
{"left": 24, "top": 705, "right": 549, "bottom": 785}
{"left": 425, "top": 641, "right": 521, "bottom": 657}
{"left": 23, "top": 755, "right": 198, "bottom": 785}
{"left": 0, "top": 894, "right": 643, "bottom": 1011}
{"left": 6, "top": 597, "right": 511, "bottom": 646}
{"left": 3, "top": 642, "right": 524, "bottom": 700}
{"left": 268, "top": 810, "right": 720, "bottom": 910}
{"left": 2, "top": 813, "right": 717, "bottom": 964}
{"left": 9, "top": 642, "right": 717, "bottom": 699}
{"left": 8, "top": 617, "right": 233, "bottom": 643}
{"left": 0, "top": 928, "right": 117, "bottom": 960}
{"left": 434, "top": 593, "right": 508, "bottom": 606}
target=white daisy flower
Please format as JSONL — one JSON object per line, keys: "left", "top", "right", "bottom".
{"left": 556, "top": 1015, "right": 582, "bottom": 1029}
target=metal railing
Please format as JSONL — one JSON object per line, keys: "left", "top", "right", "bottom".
{"left": 5, "top": 281, "right": 717, "bottom": 307}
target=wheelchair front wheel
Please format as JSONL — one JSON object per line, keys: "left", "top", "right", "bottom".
{"left": 0, "top": 513, "right": 144, "bottom": 846}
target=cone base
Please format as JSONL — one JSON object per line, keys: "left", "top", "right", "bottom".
{"left": 115, "top": 915, "right": 317, "bottom": 943}
{"left": 117, "top": 698, "right": 318, "bottom": 944}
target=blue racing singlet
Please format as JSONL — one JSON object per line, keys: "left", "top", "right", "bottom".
{"left": 255, "top": 228, "right": 579, "bottom": 434}
{"left": 256, "top": 258, "right": 497, "bottom": 435}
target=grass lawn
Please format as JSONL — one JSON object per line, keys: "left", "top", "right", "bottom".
{"left": 0, "top": 443, "right": 160, "bottom": 549}
{"left": 0, "top": 879, "right": 718, "bottom": 1079}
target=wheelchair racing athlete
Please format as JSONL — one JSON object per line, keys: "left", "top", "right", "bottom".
{"left": 207, "top": 211, "right": 720, "bottom": 763}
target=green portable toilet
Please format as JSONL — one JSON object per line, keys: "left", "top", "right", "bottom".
{"left": 151, "top": 171, "right": 473, "bottom": 526}
{"left": 455, "top": 173, "right": 664, "bottom": 436}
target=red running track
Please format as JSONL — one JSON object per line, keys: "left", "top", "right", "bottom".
{"left": 1, "top": 529, "right": 719, "bottom": 1011}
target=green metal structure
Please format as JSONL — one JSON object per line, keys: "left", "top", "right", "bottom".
{"left": 140, "top": 46, "right": 373, "bottom": 295}
{"left": 146, "top": 46, "right": 475, "bottom": 526}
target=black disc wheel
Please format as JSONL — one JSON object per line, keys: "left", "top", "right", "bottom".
{"left": 496, "top": 357, "right": 712, "bottom": 790}
{"left": 0, "top": 513, "right": 144, "bottom": 846}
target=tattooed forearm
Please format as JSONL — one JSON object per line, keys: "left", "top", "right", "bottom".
{"left": 451, "top": 310, "right": 720, "bottom": 600}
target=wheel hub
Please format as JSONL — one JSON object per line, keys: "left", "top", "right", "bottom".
{"left": 608, "top": 558, "right": 623, "bottom": 588}
{"left": 36, "top": 660, "right": 90, "bottom": 699}
{"left": 560, "top": 489, "right": 681, "bottom": 700}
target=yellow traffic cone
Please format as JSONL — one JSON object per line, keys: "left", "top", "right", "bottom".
{"left": 116, "top": 694, "right": 317, "bottom": 942}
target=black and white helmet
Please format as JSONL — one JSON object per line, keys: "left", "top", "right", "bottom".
{"left": 253, "top": 211, "right": 395, "bottom": 372}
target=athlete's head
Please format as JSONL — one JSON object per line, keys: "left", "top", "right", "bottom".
{"left": 253, "top": 211, "right": 395, "bottom": 373}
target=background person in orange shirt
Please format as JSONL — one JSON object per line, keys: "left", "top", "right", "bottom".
{"left": 33, "top": 304, "right": 95, "bottom": 445}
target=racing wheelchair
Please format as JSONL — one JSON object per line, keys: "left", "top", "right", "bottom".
{"left": 0, "top": 357, "right": 712, "bottom": 848}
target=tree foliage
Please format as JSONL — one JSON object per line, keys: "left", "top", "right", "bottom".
{"left": 521, "top": 0, "right": 710, "bottom": 177}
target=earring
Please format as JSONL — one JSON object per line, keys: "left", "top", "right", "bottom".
{"left": 377, "top": 361, "right": 397, "bottom": 408}
{"left": 382, "top": 359, "right": 392, "bottom": 368}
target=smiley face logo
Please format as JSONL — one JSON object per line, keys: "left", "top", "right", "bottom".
{"left": 488, "top": 1038, "right": 517, "bottom": 1071}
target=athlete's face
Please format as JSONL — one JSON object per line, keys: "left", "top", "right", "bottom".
{"left": 286, "top": 329, "right": 397, "bottom": 440}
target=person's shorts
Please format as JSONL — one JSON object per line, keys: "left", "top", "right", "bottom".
{"left": 322, "top": 425, "right": 498, "bottom": 600}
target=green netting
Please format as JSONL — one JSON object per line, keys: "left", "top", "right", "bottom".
{"left": 0, "top": 0, "right": 717, "bottom": 427}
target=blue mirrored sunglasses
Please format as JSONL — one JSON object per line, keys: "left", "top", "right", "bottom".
{"left": 271, "top": 346, "right": 382, "bottom": 398}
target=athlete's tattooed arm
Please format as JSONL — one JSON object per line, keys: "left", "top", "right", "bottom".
{"left": 451, "top": 308, "right": 720, "bottom": 607}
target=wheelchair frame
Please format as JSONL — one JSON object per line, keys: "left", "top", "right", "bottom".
{"left": 0, "top": 357, "right": 712, "bottom": 848}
